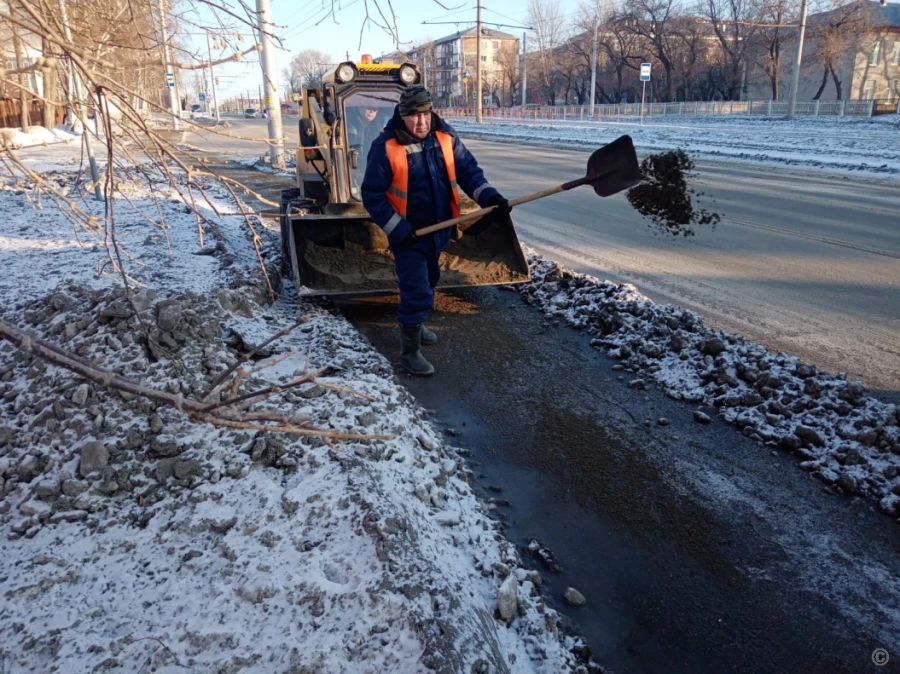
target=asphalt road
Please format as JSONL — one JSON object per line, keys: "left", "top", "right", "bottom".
{"left": 213, "top": 117, "right": 899, "bottom": 395}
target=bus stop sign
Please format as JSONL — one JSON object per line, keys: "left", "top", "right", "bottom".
{"left": 640, "top": 63, "right": 651, "bottom": 81}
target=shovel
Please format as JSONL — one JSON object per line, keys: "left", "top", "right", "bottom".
{"left": 413, "top": 134, "right": 642, "bottom": 237}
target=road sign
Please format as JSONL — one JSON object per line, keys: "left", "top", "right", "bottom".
{"left": 165, "top": 72, "right": 175, "bottom": 88}
{"left": 640, "top": 63, "right": 651, "bottom": 81}
{"left": 264, "top": 95, "right": 273, "bottom": 107}
{"left": 472, "top": 91, "right": 477, "bottom": 99}
{"left": 291, "top": 92, "right": 301, "bottom": 101}
{"left": 198, "top": 92, "right": 206, "bottom": 101}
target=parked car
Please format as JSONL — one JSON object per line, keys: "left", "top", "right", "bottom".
{"left": 244, "top": 108, "right": 257, "bottom": 118}
{"left": 191, "top": 104, "right": 202, "bottom": 112}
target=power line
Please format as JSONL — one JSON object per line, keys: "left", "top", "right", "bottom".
{"left": 282, "top": 0, "right": 365, "bottom": 41}
{"left": 421, "top": 4, "right": 476, "bottom": 23}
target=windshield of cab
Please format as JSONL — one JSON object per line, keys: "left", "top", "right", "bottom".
{"left": 343, "top": 91, "right": 399, "bottom": 200}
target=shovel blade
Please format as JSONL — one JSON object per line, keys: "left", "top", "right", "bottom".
{"left": 588, "top": 135, "right": 642, "bottom": 197}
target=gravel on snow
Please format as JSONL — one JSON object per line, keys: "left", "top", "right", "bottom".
{"left": 0, "top": 148, "right": 599, "bottom": 674}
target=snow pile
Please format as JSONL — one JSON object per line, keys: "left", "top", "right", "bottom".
{"left": 245, "top": 151, "right": 297, "bottom": 176}
{"left": 451, "top": 115, "right": 900, "bottom": 177}
{"left": 0, "top": 159, "right": 598, "bottom": 673}
{"left": 519, "top": 250, "right": 900, "bottom": 518}
{"left": 0, "top": 125, "right": 79, "bottom": 150}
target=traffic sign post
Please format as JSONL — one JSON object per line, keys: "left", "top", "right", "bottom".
{"left": 640, "top": 63, "right": 651, "bottom": 125}
{"left": 198, "top": 92, "right": 206, "bottom": 101}
{"left": 165, "top": 72, "right": 175, "bottom": 88}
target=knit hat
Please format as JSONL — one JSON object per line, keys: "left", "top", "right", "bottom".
{"left": 398, "top": 86, "right": 433, "bottom": 116}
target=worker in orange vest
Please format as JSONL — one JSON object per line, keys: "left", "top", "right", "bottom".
{"left": 362, "top": 86, "right": 509, "bottom": 376}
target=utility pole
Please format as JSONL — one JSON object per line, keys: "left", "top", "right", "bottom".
{"left": 256, "top": 0, "right": 285, "bottom": 167}
{"left": 58, "top": 0, "right": 102, "bottom": 201}
{"left": 589, "top": 6, "right": 599, "bottom": 115}
{"left": 787, "top": 0, "right": 809, "bottom": 120}
{"left": 476, "top": 0, "right": 483, "bottom": 123}
{"left": 156, "top": 0, "right": 180, "bottom": 129}
{"left": 206, "top": 32, "right": 220, "bottom": 122}
{"left": 522, "top": 32, "right": 527, "bottom": 106}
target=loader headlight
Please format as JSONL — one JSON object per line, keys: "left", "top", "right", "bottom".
{"left": 398, "top": 65, "right": 417, "bottom": 84}
{"left": 336, "top": 63, "right": 357, "bottom": 83}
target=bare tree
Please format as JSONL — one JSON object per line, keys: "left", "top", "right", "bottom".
{"left": 753, "top": 0, "right": 796, "bottom": 99}
{"left": 528, "top": 0, "right": 567, "bottom": 104}
{"left": 669, "top": 16, "right": 713, "bottom": 101}
{"left": 703, "top": 0, "right": 760, "bottom": 100}
{"left": 283, "top": 48, "right": 332, "bottom": 93}
{"left": 621, "top": 0, "right": 681, "bottom": 101}
{"left": 599, "top": 12, "right": 645, "bottom": 102}
{"left": 495, "top": 42, "right": 521, "bottom": 106}
{"left": 807, "top": 0, "right": 875, "bottom": 100}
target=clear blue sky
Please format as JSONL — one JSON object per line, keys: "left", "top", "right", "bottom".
{"left": 199, "top": 0, "right": 583, "bottom": 101}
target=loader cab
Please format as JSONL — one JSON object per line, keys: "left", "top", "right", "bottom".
{"left": 343, "top": 91, "right": 396, "bottom": 199}
{"left": 295, "top": 59, "right": 421, "bottom": 206}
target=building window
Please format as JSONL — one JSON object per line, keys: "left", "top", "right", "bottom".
{"left": 892, "top": 41, "right": 900, "bottom": 66}
{"left": 492, "top": 41, "right": 499, "bottom": 49}
{"left": 482, "top": 55, "right": 487, "bottom": 62}
{"left": 869, "top": 40, "right": 881, "bottom": 66}
{"left": 862, "top": 79, "right": 875, "bottom": 99}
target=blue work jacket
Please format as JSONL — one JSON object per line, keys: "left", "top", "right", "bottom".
{"left": 361, "top": 110, "right": 499, "bottom": 248}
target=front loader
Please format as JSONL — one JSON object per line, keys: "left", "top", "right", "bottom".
{"left": 280, "top": 57, "right": 531, "bottom": 296}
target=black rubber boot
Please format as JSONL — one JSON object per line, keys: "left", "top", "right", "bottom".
{"left": 400, "top": 325, "right": 435, "bottom": 376}
{"left": 420, "top": 324, "right": 437, "bottom": 346}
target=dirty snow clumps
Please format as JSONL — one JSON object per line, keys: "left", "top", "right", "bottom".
{"left": 520, "top": 250, "right": 900, "bottom": 519}
{"left": 0, "top": 154, "right": 597, "bottom": 673}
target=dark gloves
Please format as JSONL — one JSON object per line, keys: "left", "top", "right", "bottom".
{"left": 467, "top": 193, "right": 511, "bottom": 237}
{"left": 486, "top": 193, "right": 511, "bottom": 219}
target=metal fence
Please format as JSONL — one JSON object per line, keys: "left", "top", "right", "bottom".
{"left": 438, "top": 98, "right": 887, "bottom": 124}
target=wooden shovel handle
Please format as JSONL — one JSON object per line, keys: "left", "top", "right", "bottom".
{"left": 414, "top": 184, "right": 567, "bottom": 237}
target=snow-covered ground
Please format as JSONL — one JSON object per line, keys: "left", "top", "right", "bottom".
{"left": 0, "top": 124, "right": 79, "bottom": 150}
{"left": 519, "top": 252, "right": 900, "bottom": 518}
{"left": 447, "top": 114, "right": 900, "bottom": 178}
{"left": 0, "top": 143, "right": 595, "bottom": 674}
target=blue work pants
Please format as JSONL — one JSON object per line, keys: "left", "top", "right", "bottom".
{"left": 392, "top": 233, "right": 444, "bottom": 327}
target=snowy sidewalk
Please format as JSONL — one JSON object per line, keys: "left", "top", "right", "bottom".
{"left": 0, "top": 144, "right": 592, "bottom": 674}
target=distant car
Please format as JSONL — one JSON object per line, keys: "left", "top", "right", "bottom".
{"left": 191, "top": 104, "right": 202, "bottom": 112}
{"left": 244, "top": 108, "right": 257, "bottom": 118}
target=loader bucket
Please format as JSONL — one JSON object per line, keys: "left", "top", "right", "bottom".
{"left": 283, "top": 198, "right": 530, "bottom": 296}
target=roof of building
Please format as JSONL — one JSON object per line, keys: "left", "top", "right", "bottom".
{"left": 433, "top": 26, "right": 518, "bottom": 45}
{"left": 808, "top": 0, "right": 900, "bottom": 28}
{"left": 372, "top": 50, "right": 410, "bottom": 63}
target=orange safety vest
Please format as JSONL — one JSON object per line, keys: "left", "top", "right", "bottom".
{"left": 384, "top": 131, "right": 461, "bottom": 219}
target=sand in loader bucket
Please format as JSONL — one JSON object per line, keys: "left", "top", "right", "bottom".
{"left": 296, "top": 216, "right": 529, "bottom": 295}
